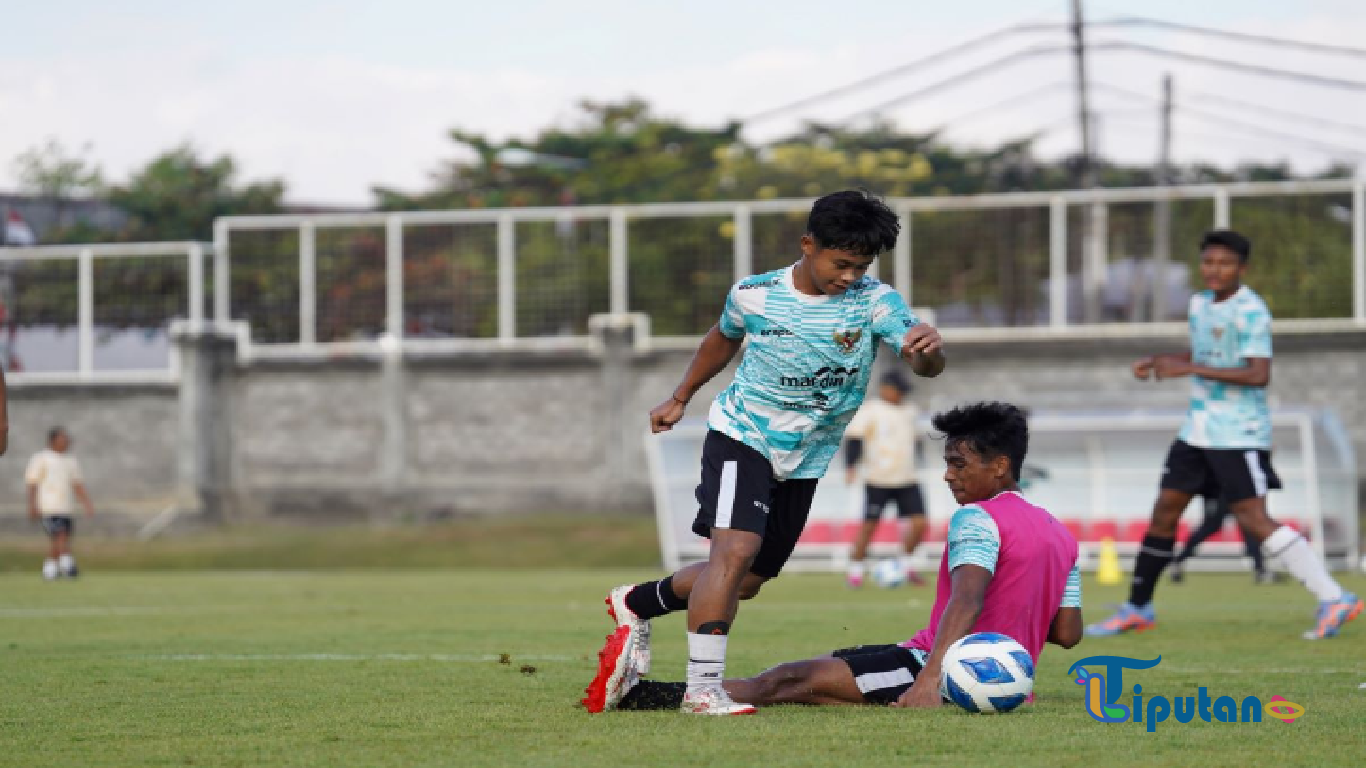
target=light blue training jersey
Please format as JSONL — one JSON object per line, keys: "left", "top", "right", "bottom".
{"left": 707, "top": 264, "right": 920, "bottom": 480}
{"left": 1177, "top": 286, "right": 1273, "bottom": 449}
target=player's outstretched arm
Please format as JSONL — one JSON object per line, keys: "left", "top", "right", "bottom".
{"left": 892, "top": 564, "right": 991, "bottom": 708}
{"left": 1048, "top": 607, "right": 1082, "bottom": 649}
{"left": 649, "top": 325, "right": 744, "bottom": 434}
{"left": 900, "top": 324, "right": 946, "bottom": 378}
{"left": 1156, "top": 355, "right": 1269, "bottom": 386}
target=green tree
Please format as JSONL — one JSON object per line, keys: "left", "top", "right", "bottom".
{"left": 109, "top": 144, "right": 285, "bottom": 241}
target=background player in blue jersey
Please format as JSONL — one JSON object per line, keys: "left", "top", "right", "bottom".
{"left": 582, "top": 190, "right": 946, "bottom": 715}
{"left": 1088, "top": 230, "right": 1360, "bottom": 641}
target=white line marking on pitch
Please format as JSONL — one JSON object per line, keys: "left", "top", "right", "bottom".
{"left": 141, "top": 653, "right": 577, "bottom": 662}
{"left": 0, "top": 607, "right": 197, "bottom": 617}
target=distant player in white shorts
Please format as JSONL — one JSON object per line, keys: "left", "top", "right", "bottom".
{"left": 27, "top": 427, "right": 95, "bottom": 579}
{"left": 843, "top": 370, "right": 927, "bottom": 587}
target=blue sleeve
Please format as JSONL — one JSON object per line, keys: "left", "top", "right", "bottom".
{"left": 1237, "top": 303, "right": 1271, "bottom": 359}
{"left": 870, "top": 289, "right": 920, "bottom": 358}
{"left": 947, "top": 505, "right": 1000, "bottom": 573}
{"left": 1061, "top": 565, "right": 1082, "bottom": 608}
{"left": 718, "top": 285, "right": 746, "bottom": 340}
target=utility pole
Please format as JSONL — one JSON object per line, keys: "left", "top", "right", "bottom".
{"left": 1071, "top": 0, "right": 1094, "bottom": 190}
{"left": 1072, "top": 0, "right": 1102, "bottom": 322}
{"left": 1153, "top": 73, "right": 1174, "bottom": 323}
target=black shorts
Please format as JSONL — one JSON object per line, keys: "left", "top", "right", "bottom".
{"left": 831, "top": 644, "right": 929, "bottom": 705}
{"left": 692, "top": 430, "right": 819, "bottom": 579}
{"left": 42, "top": 516, "right": 74, "bottom": 536}
{"left": 864, "top": 484, "right": 925, "bottom": 520}
{"left": 1160, "top": 439, "right": 1282, "bottom": 504}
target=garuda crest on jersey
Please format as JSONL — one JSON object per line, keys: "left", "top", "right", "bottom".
{"left": 832, "top": 329, "right": 862, "bottom": 354}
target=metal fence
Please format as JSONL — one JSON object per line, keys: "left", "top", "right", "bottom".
{"left": 2, "top": 179, "right": 1362, "bottom": 379}
{"left": 216, "top": 178, "right": 1365, "bottom": 354}
{"left": 0, "top": 242, "right": 209, "bottom": 382}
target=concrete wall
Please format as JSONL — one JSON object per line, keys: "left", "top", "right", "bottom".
{"left": 0, "top": 383, "right": 180, "bottom": 531}
{"left": 3, "top": 326, "right": 1363, "bottom": 526}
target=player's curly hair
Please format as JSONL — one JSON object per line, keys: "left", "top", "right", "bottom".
{"left": 806, "top": 190, "right": 900, "bottom": 256}
{"left": 931, "top": 402, "right": 1028, "bottom": 480}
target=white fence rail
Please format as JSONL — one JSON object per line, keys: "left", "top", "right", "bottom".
{"left": 0, "top": 242, "right": 209, "bottom": 382}
{"left": 215, "top": 178, "right": 1366, "bottom": 354}
{"left": 2, "top": 179, "right": 1363, "bottom": 379}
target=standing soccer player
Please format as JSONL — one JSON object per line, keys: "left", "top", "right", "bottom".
{"left": 27, "top": 427, "right": 95, "bottom": 580}
{"left": 583, "top": 190, "right": 946, "bottom": 715}
{"left": 1087, "top": 230, "right": 1360, "bottom": 640}
{"left": 842, "top": 370, "right": 928, "bottom": 587}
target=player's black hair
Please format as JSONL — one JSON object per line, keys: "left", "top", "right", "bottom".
{"left": 48, "top": 426, "right": 66, "bottom": 443}
{"left": 932, "top": 402, "right": 1028, "bottom": 481}
{"left": 881, "top": 370, "right": 912, "bottom": 394}
{"left": 1200, "top": 229, "right": 1251, "bottom": 263}
{"left": 806, "top": 190, "right": 900, "bottom": 256}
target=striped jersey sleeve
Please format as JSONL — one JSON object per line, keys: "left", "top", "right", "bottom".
{"left": 946, "top": 505, "right": 1001, "bottom": 573}
{"left": 1061, "top": 565, "right": 1082, "bottom": 608}
{"left": 717, "top": 284, "right": 746, "bottom": 339}
{"left": 868, "top": 287, "right": 920, "bottom": 358}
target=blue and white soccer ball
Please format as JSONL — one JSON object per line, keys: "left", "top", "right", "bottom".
{"left": 873, "top": 559, "right": 905, "bottom": 588}
{"left": 938, "top": 632, "right": 1034, "bottom": 714}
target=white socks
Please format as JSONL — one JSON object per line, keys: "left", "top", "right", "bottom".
{"left": 1263, "top": 526, "right": 1343, "bottom": 603}
{"left": 847, "top": 561, "right": 866, "bottom": 579}
{"left": 42, "top": 559, "right": 59, "bottom": 580}
{"left": 899, "top": 552, "right": 915, "bottom": 574}
{"left": 58, "top": 554, "right": 75, "bottom": 572}
{"left": 686, "top": 632, "right": 728, "bottom": 691}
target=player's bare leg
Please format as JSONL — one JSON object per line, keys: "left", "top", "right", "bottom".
{"left": 847, "top": 519, "right": 879, "bottom": 587}
{"left": 901, "top": 516, "right": 928, "bottom": 585}
{"left": 1087, "top": 489, "right": 1190, "bottom": 636}
{"left": 54, "top": 529, "right": 77, "bottom": 577}
{"left": 1227, "top": 497, "right": 1361, "bottom": 639}
{"left": 606, "top": 562, "right": 768, "bottom": 677}
{"left": 725, "top": 658, "right": 866, "bottom": 706}
{"left": 682, "top": 528, "right": 762, "bottom": 714}
{"left": 618, "top": 657, "right": 867, "bottom": 710}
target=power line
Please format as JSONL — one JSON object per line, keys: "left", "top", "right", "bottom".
{"left": 837, "top": 45, "right": 1070, "bottom": 125}
{"left": 741, "top": 21, "right": 1065, "bottom": 125}
{"left": 928, "top": 81, "right": 1072, "bottom": 133}
{"left": 1180, "top": 90, "right": 1366, "bottom": 138}
{"left": 1097, "top": 16, "right": 1366, "bottom": 59}
{"left": 832, "top": 39, "right": 1366, "bottom": 130}
{"left": 1090, "top": 41, "right": 1366, "bottom": 92}
{"left": 1092, "top": 82, "right": 1366, "bottom": 159}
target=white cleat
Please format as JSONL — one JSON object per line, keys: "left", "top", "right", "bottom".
{"left": 606, "top": 585, "right": 651, "bottom": 675}
{"left": 681, "top": 685, "right": 757, "bottom": 715}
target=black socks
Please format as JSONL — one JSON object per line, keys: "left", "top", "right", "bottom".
{"left": 624, "top": 575, "right": 688, "bottom": 620}
{"left": 1129, "top": 534, "right": 1176, "bottom": 607}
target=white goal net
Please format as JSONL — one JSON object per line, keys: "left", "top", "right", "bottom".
{"left": 645, "top": 406, "right": 1358, "bottom": 573}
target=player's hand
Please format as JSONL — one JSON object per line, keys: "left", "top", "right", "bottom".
{"left": 901, "top": 324, "right": 943, "bottom": 357}
{"left": 27, "top": 505, "right": 39, "bottom": 522}
{"left": 649, "top": 396, "right": 687, "bottom": 434}
{"left": 1153, "top": 355, "right": 1194, "bottom": 380}
{"left": 891, "top": 677, "right": 942, "bottom": 709}
{"left": 1132, "top": 357, "right": 1154, "bottom": 380}
{"left": 84, "top": 506, "right": 95, "bottom": 518}
{"left": 845, "top": 467, "right": 858, "bottom": 485}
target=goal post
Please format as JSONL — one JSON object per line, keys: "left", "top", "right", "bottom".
{"left": 645, "top": 407, "right": 1358, "bottom": 574}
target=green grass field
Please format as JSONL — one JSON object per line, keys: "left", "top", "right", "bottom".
{"left": 2, "top": 567, "right": 1363, "bottom": 767}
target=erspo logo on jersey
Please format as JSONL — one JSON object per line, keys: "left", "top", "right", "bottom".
{"left": 1068, "top": 655, "right": 1305, "bottom": 733}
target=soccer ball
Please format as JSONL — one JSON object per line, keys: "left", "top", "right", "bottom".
{"left": 873, "top": 559, "right": 905, "bottom": 588}
{"left": 938, "top": 632, "right": 1034, "bottom": 713}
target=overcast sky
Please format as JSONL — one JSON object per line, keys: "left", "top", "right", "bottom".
{"left": 2, "top": 0, "right": 1363, "bottom": 204}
